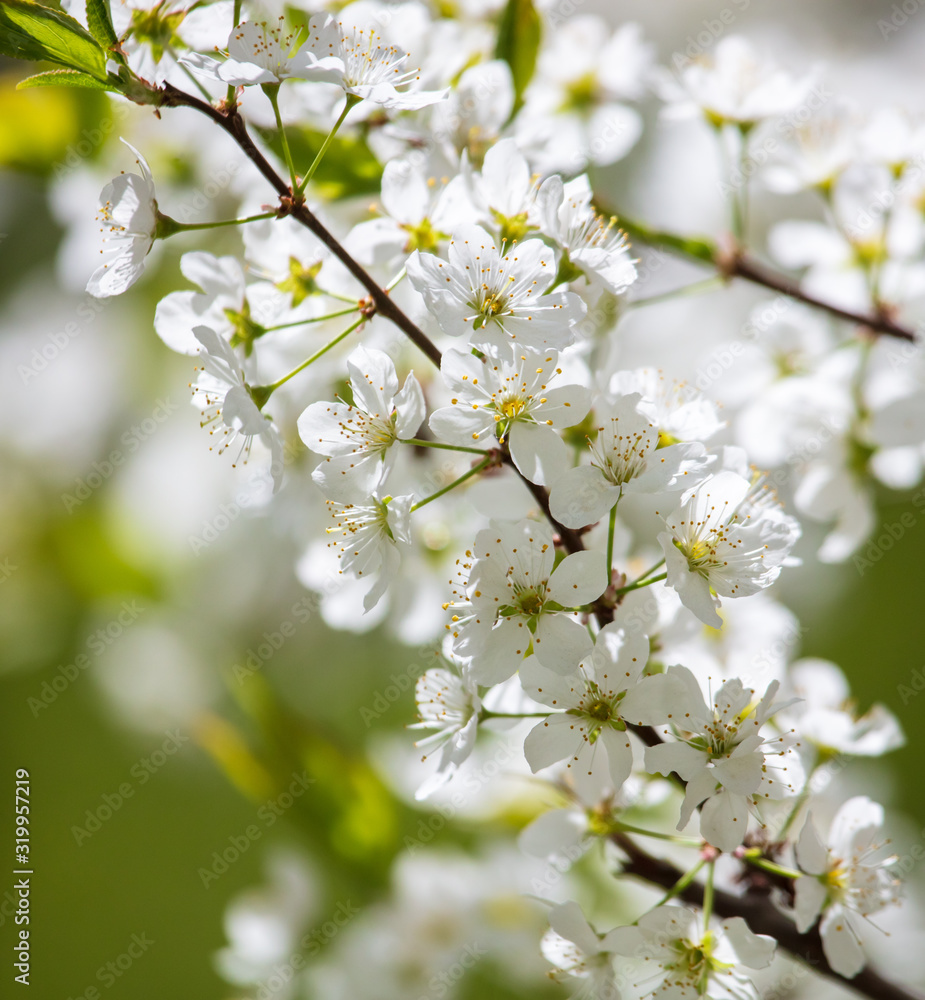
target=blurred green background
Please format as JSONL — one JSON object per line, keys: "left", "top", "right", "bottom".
{"left": 3, "top": 2, "right": 925, "bottom": 998}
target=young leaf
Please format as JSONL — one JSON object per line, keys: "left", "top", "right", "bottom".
{"left": 0, "top": 0, "right": 107, "bottom": 80}
{"left": 18, "top": 68, "right": 117, "bottom": 91}
{"left": 494, "top": 0, "right": 541, "bottom": 112}
{"left": 85, "top": 0, "right": 118, "bottom": 51}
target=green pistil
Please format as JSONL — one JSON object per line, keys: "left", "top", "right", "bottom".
{"left": 560, "top": 72, "right": 599, "bottom": 113}
{"left": 276, "top": 257, "right": 323, "bottom": 306}
{"left": 225, "top": 302, "right": 267, "bottom": 357}
{"left": 847, "top": 433, "right": 877, "bottom": 477}
{"left": 401, "top": 217, "right": 447, "bottom": 254}
{"left": 491, "top": 208, "right": 534, "bottom": 246}
{"left": 130, "top": 4, "right": 184, "bottom": 62}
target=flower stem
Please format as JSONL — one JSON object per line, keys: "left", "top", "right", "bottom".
{"left": 264, "top": 84, "right": 299, "bottom": 192}
{"left": 702, "top": 859, "right": 715, "bottom": 923}
{"left": 741, "top": 851, "right": 802, "bottom": 881}
{"left": 606, "top": 504, "right": 617, "bottom": 574}
{"left": 652, "top": 858, "right": 706, "bottom": 908}
{"left": 225, "top": 0, "right": 242, "bottom": 107}
{"left": 258, "top": 315, "right": 366, "bottom": 394}
{"left": 479, "top": 709, "right": 551, "bottom": 721}
{"left": 615, "top": 822, "right": 702, "bottom": 846}
{"left": 295, "top": 94, "right": 361, "bottom": 196}
{"left": 166, "top": 211, "right": 278, "bottom": 235}
{"left": 402, "top": 438, "right": 488, "bottom": 456}
{"left": 262, "top": 306, "right": 359, "bottom": 331}
{"left": 411, "top": 456, "right": 493, "bottom": 511}
{"left": 635, "top": 558, "right": 665, "bottom": 582}
{"left": 628, "top": 277, "right": 724, "bottom": 309}
{"left": 613, "top": 571, "right": 667, "bottom": 596}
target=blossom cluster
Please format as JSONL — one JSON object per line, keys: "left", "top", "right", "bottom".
{"left": 25, "top": 1, "right": 922, "bottom": 997}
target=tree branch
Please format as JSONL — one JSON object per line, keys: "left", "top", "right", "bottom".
{"left": 613, "top": 832, "right": 924, "bottom": 1000}
{"left": 613, "top": 214, "right": 918, "bottom": 343}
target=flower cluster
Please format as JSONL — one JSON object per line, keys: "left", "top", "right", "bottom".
{"left": 30, "top": 2, "right": 921, "bottom": 998}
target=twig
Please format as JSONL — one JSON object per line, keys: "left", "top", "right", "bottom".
{"left": 613, "top": 832, "right": 924, "bottom": 1000}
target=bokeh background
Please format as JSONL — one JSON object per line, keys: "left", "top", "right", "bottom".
{"left": 2, "top": 1, "right": 925, "bottom": 998}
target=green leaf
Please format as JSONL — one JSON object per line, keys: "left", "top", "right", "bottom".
{"left": 0, "top": 0, "right": 107, "bottom": 80}
{"left": 85, "top": 0, "right": 118, "bottom": 50}
{"left": 17, "top": 68, "right": 116, "bottom": 91}
{"left": 256, "top": 125, "right": 383, "bottom": 201}
{"left": 494, "top": 0, "right": 541, "bottom": 112}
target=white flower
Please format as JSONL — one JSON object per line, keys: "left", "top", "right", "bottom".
{"left": 658, "top": 471, "right": 801, "bottom": 629}
{"left": 191, "top": 326, "right": 283, "bottom": 492}
{"left": 298, "top": 346, "right": 424, "bottom": 502}
{"left": 343, "top": 155, "right": 470, "bottom": 267}
{"left": 520, "top": 624, "right": 678, "bottom": 790}
{"left": 88, "top": 140, "right": 159, "bottom": 298}
{"left": 541, "top": 901, "right": 634, "bottom": 1000}
{"left": 536, "top": 175, "right": 637, "bottom": 296}
{"left": 406, "top": 224, "right": 586, "bottom": 353}
{"left": 429, "top": 346, "right": 590, "bottom": 486}
{"left": 217, "top": 18, "right": 315, "bottom": 86}
{"left": 409, "top": 665, "right": 481, "bottom": 800}
{"left": 645, "top": 667, "right": 801, "bottom": 852}
{"left": 446, "top": 519, "right": 606, "bottom": 683}
{"left": 658, "top": 35, "right": 811, "bottom": 128}
{"left": 549, "top": 392, "right": 709, "bottom": 530}
{"left": 325, "top": 492, "right": 413, "bottom": 612}
{"left": 795, "top": 797, "right": 900, "bottom": 977}
{"left": 608, "top": 368, "right": 724, "bottom": 444}
{"left": 466, "top": 138, "right": 540, "bottom": 245}
{"left": 516, "top": 18, "right": 651, "bottom": 174}
{"left": 429, "top": 60, "right": 514, "bottom": 162}
{"left": 613, "top": 906, "right": 776, "bottom": 1000}
{"left": 782, "top": 658, "right": 904, "bottom": 759}
{"left": 302, "top": 14, "right": 447, "bottom": 110}
{"left": 154, "top": 251, "right": 285, "bottom": 357}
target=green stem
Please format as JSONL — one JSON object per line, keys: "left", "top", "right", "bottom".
{"left": 225, "top": 0, "right": 242, "bottom": 107}
{"left": 615, "top": 822, "right": 702, "bottom": 846}
{"left": 295, "top": 94, "right": 361, "bottom": 196}
{"left": 606, "top": 504, "right": 617, "bottom": 575}
{"left": 628, "top": 277, "right": 723, "bottom": 309}
{"left": 702, "top": 860, "right": 715, "bottom": 924}
{"left": 479, "top": 709, "right": 551, "bottom": 721}
{"left": 741, "top": 850, "right": 801, "bottom": 881}
{"left": 164, "top": 211, "right": 278, "bottom": 235}
{"left": 264, "top": 84, "right": 298, "bottom": 191}
{"left": 172, "top": 47, "right": 214, "bottom": 103}
{"left": 652, "top": 858, "right": 706, "bottom": 908}
{"left": 411, "top": 456, "right": 493, "bottom": 511}
{"left": 402, "top": 438, "right": 488, "bottom": 456}
{"left": 262, "top": 306, "right": 358, "bottom": 331}
{"left": 259, "top": 315, "right": 366, "bottom": 394}
{"left": 386, "top": 266, "right": 407, "bottom": 292}
{"left": 613, "top": 571, "right": 667, "bottom": 596}
{"left": 634, "top": 558, "right": 666, "bottom": 582}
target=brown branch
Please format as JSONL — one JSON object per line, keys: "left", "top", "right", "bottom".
{"left": 613, "top": 832, "right": 924, "bottom": 1000}
{"left": 154, "top": 86, "right": 922, "bottom": 1000}
{"left": 726, "top": 253, "right": 917, "bottom": 343}
{"left": 612, "top": 213, "right": 918, "bottom": 343}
